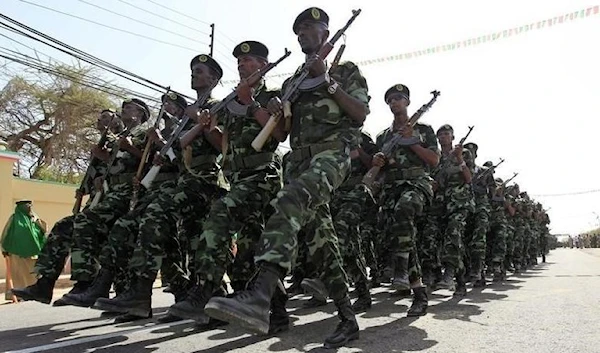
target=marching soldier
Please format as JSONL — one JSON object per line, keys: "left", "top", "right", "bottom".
{"left": 204, "top": 8, "right": 369, "bottom": 348}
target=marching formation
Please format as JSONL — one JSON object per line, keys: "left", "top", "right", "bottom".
{"left": 10, "top": 7, "right": 551, "bottom": 349}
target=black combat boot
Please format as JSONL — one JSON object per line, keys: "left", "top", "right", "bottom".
{"left": 53, "top": 280, "right": 92, "bottom": 306}
{"left": 12, "top": 275, "right": 57, "bottom": 304}
{"left": 421, "top": 266, "right": 435, "bottom": 288}
{"left": 301, "top": 278, "right": 328, "bottom": 308}
{"left": 268, "top": 286, "right": 290, "bottom": 334}
{"left": 436, "top": 266, "right": 456, "bottom": 291}
{"left": 166, "top": 281, "right": 216, "bottom": 325}
{"left": 351, "top": 280, "right": 372, "bottom": 312}
{"left": 391, "top": 256, "right": 410, "bottom": 291}
{"left": 406, "top": 286, "right": 428, "bottom": 317}
{"left": 203, "top": 263, "right": 283, "bottom": 335}
{"left": 324, "top": 296, "right": 359, "bottom": 349}
{"left": 61, "top": 269, "right": 113, "bottom": 307}
{"left": 473, "top": 269, "right": 486, "bottom": 288}
{"left": 94, "top": 276, "right": 154, "bottom": 318}
{"left": 454, "top": 272, "right": 467, "bottom": 297}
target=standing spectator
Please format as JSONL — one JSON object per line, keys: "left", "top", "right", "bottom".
{"left": 2, "top": 200, "right": 47, "bottom": 300}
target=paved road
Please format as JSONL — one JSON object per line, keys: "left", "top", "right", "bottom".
{"left": 1, "top": 248, "right": 598, "bottom": 353}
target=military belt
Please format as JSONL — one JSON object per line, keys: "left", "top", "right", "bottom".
{"left": 109, "top": 172, "right": 135, "bottom": 185}
{"left": 289, "top": 141, "right": 346, "bottom": 162}
{"left": 190, "top": 155, "right": 218, "bottom": 168}
{"left": 153, "top": 173, "right": 178, "bottom": 182}
{"left": 385, "top": 167, "right": 426, "bottom": 182}
{"left": 227, "top": 152, "right": 275, "bottom": 172}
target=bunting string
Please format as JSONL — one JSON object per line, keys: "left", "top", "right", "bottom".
{"left": 220, "top": 5, "right": 600, "bottom": 85}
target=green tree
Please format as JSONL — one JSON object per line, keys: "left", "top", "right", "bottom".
{"left": 0, "top": 64, "right": 119, "bottom": 181}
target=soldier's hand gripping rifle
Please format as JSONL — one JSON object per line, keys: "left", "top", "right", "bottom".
{"left": 129, "top": 91, "right": 170, "bottom": 210}
{"left": 72, "top": 114, "right": 115, "bottom": 214}
{"left": 362, "top": 90, "right": 441, "bottom": 188}
{"left": 251, "top": 9, "right": 362, "bottom": 151}
{"left": 501, "top": 172, "right": 519, "bottom": 188}
{"left": 205, "top": 49, "right": 292, "bottom": 131}
{"left": 474, "top": 158, "right": 504, "bottom": 183}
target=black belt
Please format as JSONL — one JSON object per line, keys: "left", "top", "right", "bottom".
{"left": 227, "top": 152, "right": 275, "bottom": 172}
{"left": 289, "top": 141, "right": 346, "bottom": 162}
{"left": 384, "top": 167, "right": 426, "bottom": 182}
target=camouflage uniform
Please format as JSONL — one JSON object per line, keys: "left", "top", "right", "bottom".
{"left": 330, "top": 132, "right": 378, "bottom": 286}
{"left": 488, "top": 186, "right": 509, "bottom": 277}
{"left": 504, "top": 195, "right": 516, "bottom": 271}
{"left": 511, "top": 199, "right": 526, "bottom": 272}
{"left": 194, "top": 83, "right": 282, "bottom": 291}
{"left": 464, "top": 164, "right": 495, "bottom": 279}
{"left": 70, "top": 124, "right": 147, "bottom": 283}
{"left": 170, "top": 99, "right": 226, "bottom": 288}
{"left": 376, "top": 122, "right": 438, "bottom": 285}
{"left": 419, "top": 192, "right": 444, "bottom": 281}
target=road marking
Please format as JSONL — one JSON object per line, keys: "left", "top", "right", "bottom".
{"left": 5, "top": 319, "right": 194, "bottom": 353}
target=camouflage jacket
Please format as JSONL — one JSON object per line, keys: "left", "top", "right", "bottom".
{"left": 108, "top": 123, "right": 146, "bottom": 178}
{"left": 219, "top": 82, "right": 282, "bottom": 182}
{"left": 376, "top": 122, "right": 438, "bottom": 199}
{"left": 174, "top": 98, "right": 223, "bottom": 186}
{"left": 286, "top": 61, "right": 370, "bottom": 150}
{"left": 471, "top": 164, "right": 496, "bottom": 197}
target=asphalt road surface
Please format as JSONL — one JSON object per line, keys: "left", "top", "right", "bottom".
{"left": 1, "top": 248, "right": 598, "bottom": 353}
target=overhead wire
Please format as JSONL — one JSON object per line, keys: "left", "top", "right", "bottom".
{"left": 117, "top": 0, "right": 211, "bottom": 36}
{"left": 0, "top": 14, "right": 195, "bottom": 101}
{"left": 76, "top": 0, "right": 210, "bottom": 46}
{"left": 19, "top": 0, "right": 201, "bottom": 53}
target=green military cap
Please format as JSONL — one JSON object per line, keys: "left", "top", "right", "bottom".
{"left": 122, "top": 98, "right": 150, "bottom": 122}
{"left": 384, "top": 83, "right": 410, "bottom": 104}
{"left": 464, "top": 142, "right": 478, "bottom": 153}
{"left": 436, "top": 124, "right": 454, "bottom": 135}
{"left": 190, "top": 54, "right": 224, "bottom": 79}
{"left": 494, "top": 177, "right": 504, "bottom": 185}
{"left": 232, "top": 41, "right": 269, "bottom": 61}
{"left": 162, "top": 91, "right": 188, "bottom": 109}
{"left": 293, "top": 7, "right": 329, "bottom": 34}
{"left": 15, "top": 199, "right": 32, "bottom": 204}
{"left": 483, "top": 161, "right": 493, "bottom": 167}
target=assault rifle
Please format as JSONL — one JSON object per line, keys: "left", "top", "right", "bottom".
{"left": 72, "top": 114, "right": 115, "bottom": 214}
{"left": 206, "top": 49, "right": 291, "bottom": 131}
{"left": 251, "top": 9, "right": 362, "bottom": 151}
{"left": 362, "top": 90, "right": 441, "bottom": 188}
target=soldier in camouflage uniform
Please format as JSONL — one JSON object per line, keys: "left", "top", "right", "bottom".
{"left": 371, "top": 84, "right": 439, "bottom": 315}
{"left": 511, "top": 188, "right": 527, "bottom": 274}
{"left": 204, "top": 8, "right": 369, "bottom": 348}
{"left": 505, "top": 184, "right": 522, "bottom": 272}
{"left": 168, "top": 42, "right": 286, "bottom": 332}
{"left": 426, "top": 125, "right": 474, "bottom": 295}
{"left": 301, "top": 131, "right": 378, "bottom": 312}
{"left": 528, "top": 203, "right": 542, "bottom": 266}
{"left": 488, "top": 178, "right": 515, "bottom": 281}
{"left": 58, "top": 98, "right": 150, "bottom": 306}
{"left": 90, "top": 92, "right": 194, "bottom": 321}
{"left": 12, "top": 110, "right": 124, "bottom": 305}
{"left": 504, "top": 186, "right": 517, "bottom": 273}
{"left": 462, "top": 143, "right": 494, "bottom": 287}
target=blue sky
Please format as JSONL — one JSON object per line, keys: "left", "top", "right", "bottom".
{"left": 1, "top": 0, "right": 599, "bottom": 235}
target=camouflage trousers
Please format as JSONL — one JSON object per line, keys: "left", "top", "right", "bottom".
{"left": 464, "top": 194, "right": 490, "bottom": 275}
{"left": 378, "top": 182, "right": 427, "bottom": 284}
{"left": 505, "top": 224, "right": 515, "bottom": 270}
{"left": 34, "top": 215, "right": 75, "bottom": 279}
{"left": 419, "top": 194, "right": 444, "bottom": 272}
{"left": 360, "top": 201, "right": 379, "bottom": 276}
{"left": 254, "top": 149, "right": 351, "bottom": 302}
{"left": 521, "top": 222, "right": 531, "bottom": 267}
{"left": 528, "top": 223, "right": 540, "bottom": 262}
{"left": 290, "top": 221, "right": 319, "bottom": 284}
{"left": 195, "top": 168, "right": 281, "bottom": 291}
{"left": 511, "top": 221, "right": 525, "bottom": 269}
{"left": 173, "top": 173, "right": 224, "bottom": 280}
{"left": 487, "top": 212, "right": 508, "bottom": 269}
{"left": 439, "top": 185, "right": 474, "bottom": 271}
{"left": 127, "top": 179, "right": 181, "bottom": 284}
{"left": 330, "top": 182, "right": 369, "bottom": 285}
{"left": 71, "top": 182, "right": 133, "bottom": 282}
